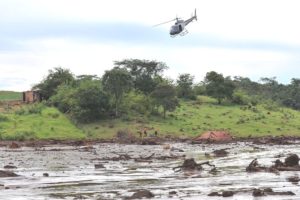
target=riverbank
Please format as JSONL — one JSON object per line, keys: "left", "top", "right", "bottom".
{"left": 1, "top": 135, "right": 300, "bottom": 149}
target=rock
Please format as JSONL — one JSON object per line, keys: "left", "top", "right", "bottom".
{"left": 253, "top": 189, "right": 264, "bottom": 197}
{"left": 43, "top": 173, "right": 49, "bottom": 177}
{"left": 170, "top": 147, "right": 184, "bottom": 152}
{"left": 182, "top": 158, "right": 202, "bottom": 170}
{"left": 128, "top": 189, "right": 154, "bottom": 199}
{"left": 213, "top": 149, "right": 228, "bottom": 157}
{"left": 4, "top": 165, "right": 17, "bottom": 169}
{"left": 95, "top": 164, "right": 105, "bottom": 169}
{"left": 284, "top": 154, "right": 299, "bottom": 166}
{"left": 9, "top": 142, "right": 20, "bottom": 149}
{"left": 163, "top": 144, "right": 171, "bottom": 150}
{"left": 263, "top": 188, "right": 273, "bottom": 193}
{"left": 287, "top": 176, "right": 300, "bottom": 184}
{"left": 208, "top": 192, "right": 220, "bottom": 196}
{"left": 141, "top": 138, "right": 159, "bottom": 145}
{"left": 169, "top": 191, "right": 177, "bottom": 195}
{"left": 222, "top": 191, "right": 234, "bottom": 197}
{"left": 0, "top": 170, "right": 18, "bottom": 177}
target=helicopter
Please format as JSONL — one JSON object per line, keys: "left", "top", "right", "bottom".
{"left": 154, "top": 9, "right": 197, "bottom": 37}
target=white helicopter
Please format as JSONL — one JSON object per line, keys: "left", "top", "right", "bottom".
{"left": 154, "top": 9, "right": 197, "bottom": 37}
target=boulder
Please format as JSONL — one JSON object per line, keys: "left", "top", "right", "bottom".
{"left": 0, "top": 170, "right": 18, "bottom": 177}
{"left": 284, "top": 154, "right": 299, "bottom": 167}
{"left": 128, "top": 189, "right": 154, "bottom": 199}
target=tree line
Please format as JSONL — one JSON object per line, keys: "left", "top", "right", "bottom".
{"left": 33, "top": 59, "right": 300, "bottom": 123}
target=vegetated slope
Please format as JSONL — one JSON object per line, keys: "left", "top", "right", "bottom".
{"left": 80, "top": 96, "right": 300, "bottom": 139}
{"left": 0, "top": 91, "right": 22, "bottom": 101}
{"left": 0, "top": 105, "right": 85, "bottom": 140}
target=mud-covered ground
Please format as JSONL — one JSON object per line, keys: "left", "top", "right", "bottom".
{"left": 1, "top": 142, "right": 300, "bottom": 200}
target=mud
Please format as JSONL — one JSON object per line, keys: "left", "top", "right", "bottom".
{"left": 0, "top": 142, "right": 300, "bottom": 199}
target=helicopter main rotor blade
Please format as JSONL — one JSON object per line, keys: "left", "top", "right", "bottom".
{"left": 153, "top": 18, "right": 177, "bottom": 27}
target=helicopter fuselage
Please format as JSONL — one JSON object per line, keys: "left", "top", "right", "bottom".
{"left": 170, "top": 21, "right": 185, "bottom": 35}
{"left": 169, "top": 13, "right": 197, "bottom": 36}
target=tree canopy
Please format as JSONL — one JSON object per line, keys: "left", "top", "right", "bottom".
{"left": 114, "top": 59, "right": 168, "bottom": 94}
{"left": 33, "top": 67, "right": 74, "bottom": 100}
{"left": 102, "top": 67, "right": 133, "bottom": 117}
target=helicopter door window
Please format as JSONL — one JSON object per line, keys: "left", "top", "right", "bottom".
{"left": 179, "top": 25, "right": 182, "bottom": 32}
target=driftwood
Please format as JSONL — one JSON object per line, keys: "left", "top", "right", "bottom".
{"left": 247, "top": 154, "right": 300, "bottom": 173}
{"left": 134, "top": 153, "right": 155, "bottom": 162}
{"left": 173, "top": 158, "right": 216, "bottom": 172}
{"left": 252, "top": 188, "right": 295, "bottom": 197}
{"left": 246, "top": 158, "right": 278, "bottom": 173}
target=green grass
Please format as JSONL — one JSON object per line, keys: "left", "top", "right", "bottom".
{"left": 0, "top": 91, "right": 22, "bottom": 101}
{"left": 0, "top": 105, "right": 85, "bottom": 140}
{"left": 2, "top": 96, "right": 300, "bottom": 140}
{"left": 79, "top": 97, "right": 300, "bottom": 139}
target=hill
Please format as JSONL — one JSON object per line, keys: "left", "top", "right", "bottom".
{"left": 0, "top": 91, "right": 22, "bottom": 101}
{"left": 1, "top": 96, "right": 300, "bottom": 141}
{"left": 80, "top": 96, "right": 300, "bottom": 139}
{"left": 0, "top": 104, "right": 85, "bottom": 140}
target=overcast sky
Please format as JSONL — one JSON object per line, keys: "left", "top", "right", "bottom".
{"left": 1, "top": 0, "right": 300, "bottom": 91}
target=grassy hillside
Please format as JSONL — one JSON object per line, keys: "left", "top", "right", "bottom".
{"left": 80, "top": 96, "right": 300, "bottom": 139}
{"left": 0, "top": 91, "right": 22, "bottom": 101}
{"left": 0, "top": 105, "right": 85, "bottom": 140}
{"left": 1, "top": 96, "right": 300, "bottom": 141}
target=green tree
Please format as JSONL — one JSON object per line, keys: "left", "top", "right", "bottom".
{"left": 176, "top": 73, "right": 195, "bottom": 99}
{"left": 282, "top": 78, "right": 300, "bottom": 109}
{"left": 204, "top": 71, "right": 235, "bottom": 104}
{"left": 51, "top": 79, "right": 110, "bottom": 122}
{"left": 102, "top": 67, "right": 132, "bottom": 117}
{"left": 151, "top": 84, "right": 179, "bottom": 118}
{"left": 115, "top": 59, "right": 168, "bottom": 94}
{"left": 33, "top": 67, "right": 75, "bottom": 100}
{"left": 72, "top": 80, "right": 109, "bottom": 122}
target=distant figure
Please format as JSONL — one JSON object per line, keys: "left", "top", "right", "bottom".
{"left": 143, "top": 129, "right": 148, "bottom": 137}
{"left": 138, "top": 131, "right": 142, "bottom": 138}
{"left": 154, "top": 130, "right": 158, "bottom": 137}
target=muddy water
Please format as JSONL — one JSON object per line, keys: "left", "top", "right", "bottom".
{"left": 0, "top": 142, "right": 300, "bottom": 199}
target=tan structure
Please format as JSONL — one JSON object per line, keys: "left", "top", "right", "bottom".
{"left": 22, "top": 91, "right": 41, "bottom": 103}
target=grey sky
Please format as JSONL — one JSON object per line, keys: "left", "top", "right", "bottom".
{"left": 1, "top": 0, "right": 300, "bottom": 91}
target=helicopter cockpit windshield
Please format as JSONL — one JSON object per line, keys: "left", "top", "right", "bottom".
{"left": 170, "top": 25, "right": 182, "bottom": 35}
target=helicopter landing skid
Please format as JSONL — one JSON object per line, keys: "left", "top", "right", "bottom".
{"left": 180, "top": 29, "right": 188, "bottom": 36}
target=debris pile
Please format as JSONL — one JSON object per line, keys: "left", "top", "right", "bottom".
{"left": 247, "top": 154, "right": 300, "bottom": 173}
{"left": 173, "top": 158, "right": 216, "bottom": 172}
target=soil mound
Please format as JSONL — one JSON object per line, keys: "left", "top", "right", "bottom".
{"left": 193, "top": 131, "right": 233, "bottom": 142}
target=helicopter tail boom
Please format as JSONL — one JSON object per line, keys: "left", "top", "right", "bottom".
{"left": 184, "top": 9, "right": 197, "bottom": 26}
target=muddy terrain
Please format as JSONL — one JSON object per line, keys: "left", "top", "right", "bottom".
{"left": 1, "top": 141, "right": 300, "bottom": 199}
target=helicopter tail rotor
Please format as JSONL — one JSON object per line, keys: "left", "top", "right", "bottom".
{"left": 194, "top": 9, "right": 197, "bottom": 21}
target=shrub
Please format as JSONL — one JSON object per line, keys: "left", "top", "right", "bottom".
{"left": 263, "top": 100, "right": 280, "bottom": 111}
{"left": 48, "top": 112, "right": 60, "bottom": 119}
{"left": 232, "top": 90, "right": 250, "bottom": 105}
{"left": 15, "top": 108, "right": 27, "bottom": 115}
{"left": 3, "top": 131, "right": 35, "bottom": 141}
{"left": 27, "top": 104, "right": 45, "bottom": 114}
{"left": 0, "top": 114, "right": 9, "bottom": 122}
